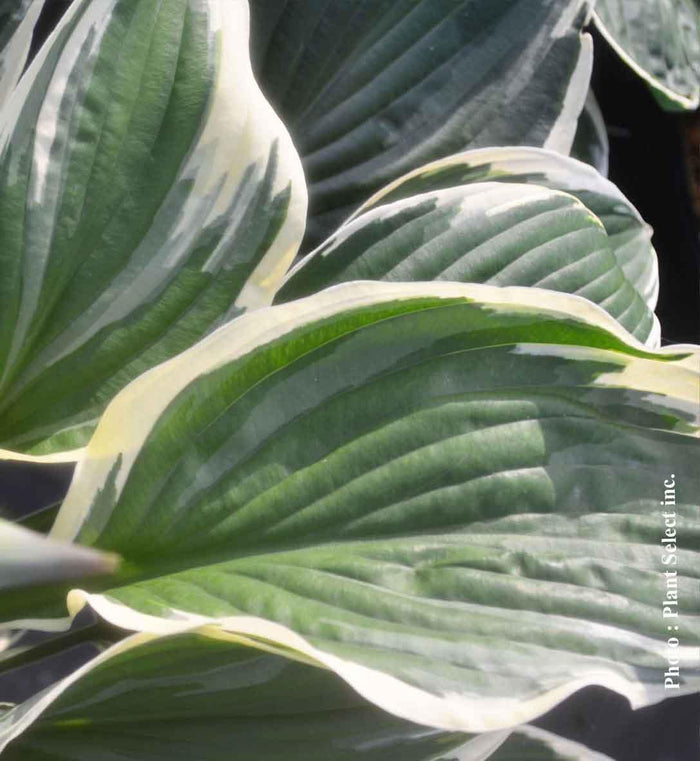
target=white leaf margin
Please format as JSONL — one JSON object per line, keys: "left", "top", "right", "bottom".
{"left": 5, "top": 282, "right": 695, "bottom": 659}
{"left": 47, "top": 280, "right": 698, "bottom": 548}
{"left": 0, "top": 619, "right": 613, "bottom": 760}
{"left": 592, "top": 6, "right": 700, "bottom": 112}
{"left": 0, "top": 0, "right": 44, "bottom": 111}
{"left": 0, "top": 0, "right": 308, "bottom": 463}
{"left": 542, "top": 1, "right": 594, "bottom": 155}
{"left": 60, "top": 591, "right": 700, "bottom": 734}
{"left": 0, "top": 625, "right": 516, "bottom": 755}
{"left": 350, "top": 146, "right": 659, "bottom": 314}
{"left": 0, "top": 282, "right": 692, "bottom": 734}
{"left": 0, "top": 633, "right": 155, "bottom": 753}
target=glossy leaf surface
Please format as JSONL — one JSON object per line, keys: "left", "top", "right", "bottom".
{"left": 0, "top": 0, "right": 306, "bottom": 460}
{"left": 250, "top": 0, "right": 593, "bottom": 246}
{"left": 279, "top": 148, "right": 658, "bottom": 344}
{"left": 25, "top": 281, "right": 699, "bottom": 733}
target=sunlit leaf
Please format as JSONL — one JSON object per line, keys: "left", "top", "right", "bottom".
{"left": 13, "top": 281, "right": 696, "bottom": 734}
{"left": 0, "top": 0, "right": 306, "bottom": 461}
{"left": 279, "top": 148, "right": 658, "bottom": 344}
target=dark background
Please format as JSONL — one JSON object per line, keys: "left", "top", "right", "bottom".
{"left": 2, "top": 5, "right": 699, "bottom": 760}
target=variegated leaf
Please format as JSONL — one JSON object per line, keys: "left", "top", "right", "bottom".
{"left": 0, "top": 0, "right": 307, "bottom": 461}
{"left": 571, "top": 91, "right": 609, "bottom": 177}
{"left": 250, "top": 0, "right": 594, "bottom": 247}
{"left": 278, "top": 148, "right": 659, "bottom": 345}
{"left": 0, "top": 0, "right": 44, "bottom": 109}
{"left": 1, "top": 630, "right": 615, "bottom": 759}
{"left": 1, "top": 632, "right": 512, "bottom": 758}
{"left": 352, "top": 147, "right": 659, "bottom": 310}
{"left": 594, "top": 0, "right": 700, "bottom": 111}
{"left": 8, "top": 281, "right": 696, "bottom": 734}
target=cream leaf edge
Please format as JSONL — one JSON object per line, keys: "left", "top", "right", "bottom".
{"left": 49, "top": 280, "right": 698, "bottom": 547}
{"left": 0, "top": 0, "right": 45, "bottom": 111}
{"left": 344, "top": 145, "right": 659, "bottom": 313}
{"left": 1, "top": 280, "right": 697, "bottom": 737}
{"left": 0, "top": 647, "right": 618, "bottom": 759}
{"left": 284, "top": 185, "right": 661, "bottom": 349}
{"left": 0, "top": 631, "right": 618, "bottom": 759}
{"left": 0, "top": 0, "right": 308, "bottom": 463}
{"left": 351, "top": 146, "right": 648, "bottom": 223}
{"left": 592, "top": 9, "right": 700, "bottom": 111}
{"left": 0, "top": 623, "right": 512, "bottom": 756}
{"left": 542, "top": 29, "right": 593, "bottom": 155}
{"left": 0, "top": 447, "right": 85, "bottom": 464}
{"left": 61, "top": 590, "right": 700, "bottom": 734}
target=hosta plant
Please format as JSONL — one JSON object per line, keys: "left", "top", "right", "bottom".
{"left": 0, "top": 1, "right": 698, "bottom": 760}
{"left": 593, "top": 0, "right": 700, "bottom": 112}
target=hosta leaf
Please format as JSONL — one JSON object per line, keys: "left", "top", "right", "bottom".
{"left": 2, "top": 629, "right": 611, "bottom": 759}
{"left": 0, "top": 519, "right": 117, "bottom": 591}
{"left": 0, "top": 0, "right": 44, "bottom": 108}
{"left": 593, "top": 0, "right": 700, "bottom": 111}
{"left": 489, "top": 726, "right": 615, "bottom": 760}
{"left": 278, "top": 149, "right": 658, "bottom": 345}
{"left": 1, "top": 632, "right": 512, "bottom": 759}
{"left": 0, "top": 0, "right": 307, "bottom": 461}
{"left": 351, "top": 147, "right": 658, "bottom": 310}
{"left": 250, "top": 0, "right": 593, "bottom": 247}
{"left": 571, "top": 91, "right": 609, "bottom": 177}
{"left": 26, "top": 281, "right": 700, "bottom": 733}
